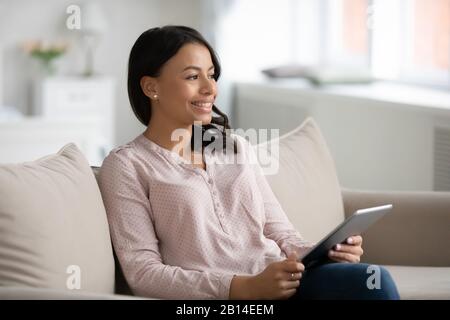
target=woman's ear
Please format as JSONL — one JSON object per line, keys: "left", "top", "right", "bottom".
{"left": 140, "top": 76, "right": 159, "bottom": 99}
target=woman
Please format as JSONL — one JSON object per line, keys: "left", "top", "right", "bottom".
{"left": 98, "top": 25, "right": 399, "bottom": 300}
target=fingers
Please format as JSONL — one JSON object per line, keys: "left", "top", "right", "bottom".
{"left": 334, "top": 243, "right": 364, "bottom": 257}
{"left": 328, "top": 250, "right": 361, "bottom": 263}
{"left": 346, "top": 235, "right": 363, "bottom": 246}
{"left": 271, "top": 260, "right": 304, "bottom": 300}
{"left": 285, "top": 271, "right": 302, "bottom": 281}
{"left": 287, "top": 252, "right": 298, "bottom": 261}
{"left": 331, "top": 236, "right": 364, "bottom": 264}
{"left": 316, "top": 235, "right": 364, "bottom": 264}
{"left": 281, "top": 260, "right": 305, "bottom": 273}
{"left": 281, "top": 279, "right": 300, "bottom": 290}
{"left": 282, "top": 288, "right": 298, "bottom": 300}
{"left": 280, "top": 271, "right": 302, "bottom": 298}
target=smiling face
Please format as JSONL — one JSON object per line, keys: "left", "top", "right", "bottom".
{"left": 142, "top": 42, "right": 218, "bottom": 129}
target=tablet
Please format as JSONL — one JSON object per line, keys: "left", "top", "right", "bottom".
{"left": 299, "top": 204, "right": 393, "bottom": 268}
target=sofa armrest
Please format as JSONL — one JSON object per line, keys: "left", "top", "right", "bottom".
{"left": 341, "top": 188, "right": 450, "bottom": 267}
{"left": 0, "top": 286, "right": 147, "bottom": 300}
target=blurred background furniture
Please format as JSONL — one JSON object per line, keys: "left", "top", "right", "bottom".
{"left": 0, "top": 76, "right": 115, "bottom": 166}
{"left": 0, "top": 117, "right": 107, "bottom": 166}
{"left": 32, "top": 76, "right": 115, "bottom": 161}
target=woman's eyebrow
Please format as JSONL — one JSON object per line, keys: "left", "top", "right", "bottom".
{"left": 182, "top": 65, "right": 215, "bottom": 72}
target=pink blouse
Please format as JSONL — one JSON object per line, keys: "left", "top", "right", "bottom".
{"left": 98, "top": 133, "right": 311, "bottom": 299}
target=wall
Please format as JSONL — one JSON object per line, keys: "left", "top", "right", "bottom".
{"left": 234, "top": 80, "right": 450, "bottom": 191}
{"left": 0, "top": 0, "right": 202, "bottom": 147}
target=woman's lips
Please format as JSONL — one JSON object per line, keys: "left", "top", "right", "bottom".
{"left": 191, "top": 101, "right": 213, "bottom": 113}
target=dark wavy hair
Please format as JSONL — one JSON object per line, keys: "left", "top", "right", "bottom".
{"left": 127, "top": 25, "right": 235, "bottom": 153}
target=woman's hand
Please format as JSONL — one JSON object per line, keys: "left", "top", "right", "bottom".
{"left": 252, "top": 252, "right": 304, "bottom": 299}
{"left": 328, "top": 235, "right": 364, "bottom": 263}
{"left": 229, "top": 253, "right": 304, "bottom": 300}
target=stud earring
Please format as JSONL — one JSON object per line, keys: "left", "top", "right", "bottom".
{"left": 153, "top": 94, "right": 158, "bottom": 99}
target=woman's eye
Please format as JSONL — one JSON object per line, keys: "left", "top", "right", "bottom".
{"left": 186, "top": 74, "right": 215, "bottom": 80}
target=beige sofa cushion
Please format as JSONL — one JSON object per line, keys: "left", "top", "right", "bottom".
{"left": 384, "top": 265, "right": 450, "bottom": 300}
{"left": 0, "top": 143, "right": 115, "bottom": 293}
{"left": 259, "top": 117, "right": 345, "bottom": 242}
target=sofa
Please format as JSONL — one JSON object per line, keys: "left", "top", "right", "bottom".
{"left": 0, "top": 117, "right": 449, "bottom": 299}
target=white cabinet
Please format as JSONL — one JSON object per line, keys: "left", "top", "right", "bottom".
{"left": 0, "top": 117, "right": 107, "bottom": 166}
{"left": 32, "top": 76, "right": 115, "bottom": 164}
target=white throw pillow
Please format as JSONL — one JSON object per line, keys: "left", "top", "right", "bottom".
{"left": 257, "top": 117, "right": 345, "bottom": 242}
{"left": 0, "top": 143, "right": 115, "bottom": 293}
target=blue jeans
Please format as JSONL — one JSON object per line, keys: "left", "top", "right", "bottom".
{"left": 290, "top": 262, "right": 400, "bottom": 300}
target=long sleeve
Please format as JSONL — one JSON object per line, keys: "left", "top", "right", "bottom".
{"left": 255, "top": 163, "right": 314, "bottom": 257}
{"left": 98, "top": 152, "right": 233, "bottom": 299}
{"left": 236, "top": 135, "right": 315, "bottom": 257}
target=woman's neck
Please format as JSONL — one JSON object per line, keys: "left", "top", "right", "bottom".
{"left": 144, "top": 118, "right": 193, "bottom": 158}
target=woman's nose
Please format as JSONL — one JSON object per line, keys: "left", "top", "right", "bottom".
{"left": 200, "top": 77, "right": 216, "bottom": 95}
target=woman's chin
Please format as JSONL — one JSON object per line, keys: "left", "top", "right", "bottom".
{"left": 193, "top": 114, "right": 212, "bottom": 125}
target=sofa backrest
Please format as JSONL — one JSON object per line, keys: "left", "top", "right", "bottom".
{"left": 0, "top": 143, "right": 115, "bottom": 293}
{"left": 257, "top": 117, "right": 345, "bottom": 242}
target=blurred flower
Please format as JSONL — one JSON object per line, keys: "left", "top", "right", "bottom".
{"left": 22, "top": 39, "right": 69, "bottom": 75}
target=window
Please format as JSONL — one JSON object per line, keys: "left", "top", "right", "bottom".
{"left": 343, "top": 0, "right": 369, "bottom": 56}
{"left": 408, "top": 0, "right": 449, "bottom": 86}
{"left": 215, "top": 0, "right": 450, "bottom": 87}
{"left": 324, "top": 0, "right": 370, "bottom": 67}
{"left": 216, "top": 0, "right": 294, "bottom": 80}
{"left": 372, "top": 0, "right": 450, "bottom": 87}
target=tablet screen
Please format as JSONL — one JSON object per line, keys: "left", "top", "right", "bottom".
{"left": 299, "top": 204, "right": 392, "bottom": 268}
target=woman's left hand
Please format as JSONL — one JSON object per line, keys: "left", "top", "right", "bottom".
{"left": 328, "top": 235, "right": 363, "bottom": 263}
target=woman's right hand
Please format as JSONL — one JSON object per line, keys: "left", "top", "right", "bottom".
{"left": 229, "top": 253, "right": 304, "bottom": 300}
